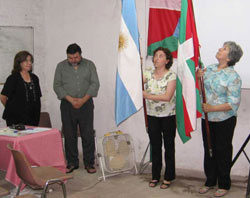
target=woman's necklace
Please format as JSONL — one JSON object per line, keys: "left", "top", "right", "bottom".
{"left": 23, "top": 76, "right": 36, "bottom": 102}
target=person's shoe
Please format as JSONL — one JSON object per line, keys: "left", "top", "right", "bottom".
{"left": 160, "top": 180, "right": 171, "bottom": 189}
{"left": 199, "top": 186, "right": 214, "bottom": 194}
{"left": 85, "top": 166, "right": 96, "bottom": 174}
{"left": 66, "top": 165, "right": 79, "bottom": 173}
{"left": 149, "top": 180, "right": 159, "bottom": 187}
{"left": 214, "top": 189, "right": 228, "bottom": 197}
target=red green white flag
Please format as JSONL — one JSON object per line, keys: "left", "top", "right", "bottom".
{"left": 147, "top": 0, "right": 202, "bottom": 143}
{"left": 176, "top": 0, "right": 202, "bottom": 143}
{"left": 147, "top": 0, "right": 181, "bottom": 58}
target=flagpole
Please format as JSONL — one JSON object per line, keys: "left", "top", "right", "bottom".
{"left": 140, "top": 55, "right": 148, "bottom": 127}
{"left": 190, "top": 0, "right": 213, "bottom": 157}
{"left": 198, "top": 63, "right": 213, "bottom": 158}
{"left": 138, "top": 37, "right": 151, "bottom": 174}
{"left": 138, "top": 70, "right": 152, "bottom": 174}
{"left": 140, "top": 55, "right": 149, "bottom": 127}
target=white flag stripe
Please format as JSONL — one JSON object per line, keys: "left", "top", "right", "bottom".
{"left": 118, "top": 17, "right": 142, "bottom": 109}
{"left": 177, "top": 39, "right": 197, "bottom": 130}
{"left": 150, "top": 0, "right": 181, "bottom": 11}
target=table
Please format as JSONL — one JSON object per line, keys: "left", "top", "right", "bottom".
{"left": 0, "top": 128, "right": 66, "bottom": 188}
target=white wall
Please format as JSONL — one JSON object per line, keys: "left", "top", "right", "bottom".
{"left": 193, "top": 0, "right": 250, "bottom": 88}
{"left": 43, "top": 0, "right": 250, "bottom": 178}
{"left": 0, "top": 0, "right": 46, "bottom": 128}
{"left": 0, "top": 0, "right": 249, "bottom": 177}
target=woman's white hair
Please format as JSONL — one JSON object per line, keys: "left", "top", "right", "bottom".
{"left": 224, "top": 41, "right": 243, "bottom": 66}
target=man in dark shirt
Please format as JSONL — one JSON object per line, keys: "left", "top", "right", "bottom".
{"left": 54, "top": 43, "right": 100, "bottom": 173}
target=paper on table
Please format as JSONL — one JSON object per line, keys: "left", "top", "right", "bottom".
{"left": 18, "top": 127, "right": 51, "bottom": 134}
{"left": 0, "top": 128, "right": 20, "bottom": 137}
{"left": 0, "top": 127, "right": 51, "bottom": 136}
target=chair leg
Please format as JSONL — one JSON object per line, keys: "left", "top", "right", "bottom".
{"left": 61, "top": 182, "right": 67, "bottom": 198}
{"left": 41, "top": 180, "right": 67, "bottom": 198}
{"left": 41, "top": 182, "right": 49, "bottom": 198}
{"left": 16, "top": 181, "right": 23, "bottom": 196}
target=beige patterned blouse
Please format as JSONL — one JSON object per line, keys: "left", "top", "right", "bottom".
{"left": 144, "top": 70, "right": 176, "bottom": 117}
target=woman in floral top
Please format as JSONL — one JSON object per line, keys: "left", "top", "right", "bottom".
{"left": 143, "top": 47, "right": 176, "bottom": 189}
{"left": 197, "top": 41, "right": 243, "bottom": 197}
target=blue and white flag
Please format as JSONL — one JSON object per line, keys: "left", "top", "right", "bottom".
{"left": 115, "top": 0, "right": 143, "bottom": 125}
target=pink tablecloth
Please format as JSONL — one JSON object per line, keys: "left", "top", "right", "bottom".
{"left": 0, "top": 128, "right": 66, "bottom": 188}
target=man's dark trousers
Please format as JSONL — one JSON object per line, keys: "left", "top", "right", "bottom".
{"left": 61, "top": 98, "right": 95, "bottom": 168}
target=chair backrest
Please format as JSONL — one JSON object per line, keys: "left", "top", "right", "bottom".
{"left": 38, "top": 112, "right": 52, "bottom": 128}
{"left": 6, "top": 144, "right": 40, "bottom": 187}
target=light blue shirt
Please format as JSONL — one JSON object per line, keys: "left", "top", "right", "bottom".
{"left": 203, "top": 64, "right": 241, "bottom": 122}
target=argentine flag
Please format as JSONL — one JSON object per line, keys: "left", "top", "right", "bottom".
{"left": 115, "top": 0, "right": 143, "bottom": 125}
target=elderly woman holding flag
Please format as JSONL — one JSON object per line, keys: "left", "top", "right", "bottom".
{"left": 143, "top": 47, "right": 176, "bottom": 189}
{"left": 197, "top": 41, "right": 243, "bottom": 197}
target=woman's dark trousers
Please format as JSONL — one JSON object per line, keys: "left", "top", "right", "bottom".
{"left": 147, "top": 115, "right": 176, "bottom": 181}
{"left": 202, "top": 116, "right": 236, "bottom": 190}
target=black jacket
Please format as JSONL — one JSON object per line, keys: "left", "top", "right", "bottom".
{"left": 1, "top": 72, "right": 42, "bottom": 126}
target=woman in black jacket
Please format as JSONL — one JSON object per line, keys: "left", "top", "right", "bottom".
{"left": 0, "top": 51, "right": 42, "bottom": 126}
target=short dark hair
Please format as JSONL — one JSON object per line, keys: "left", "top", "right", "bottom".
{"left": 66, "top": 43, "right": 82, "bottom": 55}
{"left": 12, "top": 51, "right": 33, "bottom": 74}
{"left": 153, "top": 47, "right": 173, "bottom": 69}
{"left": 224, "top": 41, "right": 243, "bottom": 66}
